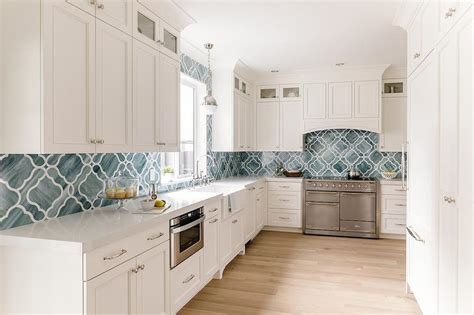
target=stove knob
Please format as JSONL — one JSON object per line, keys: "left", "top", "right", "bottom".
{"left": 338, "top": 184, "right": 342, "bottom": 188}
{"left": 332, "top": 184, "right": 335, "bottom": 188}
{"left": 313, "top": 183, "right": 316, "bottom": 187}
{"left": 351, "top": 184, "right": 355, "bottom": 188}
{"left": 358, "top": 184, "right": 361, "bottom": 188}
{"left": 364, "top": 184, "right": 368, "bottom": 188}
{"left": 344, "top": 184, "right": 348, "bottom": 188}
{"left": 319, "top": 183, "right": 323, "bottom": 187}
{"left": 325, "top": 183, "right": 329, "bottom": 187}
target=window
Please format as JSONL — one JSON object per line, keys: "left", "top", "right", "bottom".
{"left": 161, "top": 75, "right": 206, "bottom": 183}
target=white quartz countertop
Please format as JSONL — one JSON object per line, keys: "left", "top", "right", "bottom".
{"left": 0, "top": 176, "right": 300, "bottom": 253}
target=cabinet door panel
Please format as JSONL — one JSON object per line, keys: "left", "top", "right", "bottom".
{"left": 65, "top": 0, "right": 95, "bottom": 15}
{"left": 136, "top": 243, "right": 169, "bottom": 315}
{"left": 95, "top": 21, "right": 133, "bottom": 153}
{"left": 244, "top": 188, "right": 256, "bottom": 241}
{"left": 219, "top": 217, "right": 232, "bottom": 266}
{"left": 43, "top": 1, "right": 96, "bottom": 153}
{"left": 280, "top": 101, "right": 303, "bottom": 151}
{"left": 230, "top": 213, "right": 243, "bottom": 252}
{"left": 85, "top": 259, "right": 136, "bottom": 315}
{"left": 380, "top": 97, "right": 406, "bottom": 152}
{"left": 96, "top": 0, "right": 133, "bottom": 35}
{"left": 158, "top": 54, "right": 180, "bottom": 151}
{"left": 354, "top": 81, "right": 379, "bottom": 118}
{"left": 203, "top": 217, "right": 219, "bottom": 279}
{"left": 132, "top": 40, "right": 160, "bottom": 152}
{"left": 256, "top": 102, "right": 279, "bottom": 150}
{"left": 328, "top": 82, "right": 352, "bottom": 119}
{"left": 304, "top": 83, "right": 326, "bottom": 119}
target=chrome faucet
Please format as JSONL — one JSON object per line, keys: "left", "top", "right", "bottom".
{"left": 194, "top": 154, "right": 217, "bottom": 186}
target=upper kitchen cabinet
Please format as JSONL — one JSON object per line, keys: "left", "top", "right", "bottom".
{"left": 328, "top": 82, "right": 352, "bottom": 119}
{"left": 280, "top": 84, "right": 302, "bottom": 102}
{"left": 257, "top": 85, "right": 279, "bottom": 102}
{"left": 256, "top": 102, "right": 280, "bottom": 151}
{"left": 212, "top": 60, "right": 256, "bottom": 152}
{"left": 133, "top": 0, "right": 186, "bottom": 61}
{"left": 0, "top": 0, "right": 193, "bottom": 154}
{"left": 354, "top": 80, "right": 379, "bottom": 118}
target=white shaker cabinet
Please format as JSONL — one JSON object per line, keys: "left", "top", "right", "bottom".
{"left": 43, "top": 0, "right": 97, "bottom": 153}
{"left": 256, "top": 102, "right": 280, "bottom": 151}
{"left": 230, "top": 212, "right": 244, "bottom": 253}
{"left": 243, "top": 186, "right": 257, "bottom": 242}
{"left": 379, "top": 97, "right": 407, "bottom": 152}
{"left": 354, "top": 80, "right": 379, "bottom": 118}
{"left": 132, "top": 40, "right": 160, "bottom": 152}
{"left": 203, "top": 216, "right": 220, "bottom": 280}
{"left": 96, "top": 0, "right": 133, "bottom": 35}
{"left": 95, "top": 20, "right": 133, "bottom": 153}
{"left": 85, "top": 242, "right": 169, "bottom": 315}
{"left": 304, "top": 83, "right": 327, "bottom": 119}
{"left": 328, "top": 82, "right": 352, "bottom": 119}
{"left": 158, "top": 53, "right": 180, "bottom": 152}
{"left": 280, "top": 101, "right": 303, "bottom": 151}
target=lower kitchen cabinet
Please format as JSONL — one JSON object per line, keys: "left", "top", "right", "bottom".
{"left": 170, "top": 250, "right": 203, "bottom": 313}
{"left": 243, "top": 186, "right": 257, "bottom": 242}
{"left": 266, "top": 179, "right": 303, "bottom": 229}
{"left": 85, "top": 242, "right": 169, "bottom": 315}
{"left": 230, "top": 212, "right": 244, "bottom": 253}
{"left": 203, "top": 215, "right": 220, "bottom": 280}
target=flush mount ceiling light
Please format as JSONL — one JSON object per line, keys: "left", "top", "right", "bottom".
{"left": 202, "top": 43, "right": 218, "bottom": 115}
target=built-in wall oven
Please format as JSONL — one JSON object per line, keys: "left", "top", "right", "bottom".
{"left": 170, "top": 208, "right": 205, "bottom": 268}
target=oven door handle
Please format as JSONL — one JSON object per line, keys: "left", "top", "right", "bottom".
{"left": 170, "top": 215, "right": 205, "bottom": 234}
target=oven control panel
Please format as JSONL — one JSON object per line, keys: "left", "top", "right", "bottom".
{"left": 305, "top": 180, "right": 377, "bottom": 193}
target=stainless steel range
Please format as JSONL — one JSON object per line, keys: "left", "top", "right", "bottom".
{"left": 304, "top": 178, "right": 378, "bottom": 239}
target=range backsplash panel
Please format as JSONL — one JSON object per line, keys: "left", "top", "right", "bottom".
{"left": 240, "top": 129, "right": 403, "bottom": 178}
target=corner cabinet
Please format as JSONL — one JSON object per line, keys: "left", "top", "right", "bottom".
{"left": 0, "top": 0, "right": 190, "bottom": 154}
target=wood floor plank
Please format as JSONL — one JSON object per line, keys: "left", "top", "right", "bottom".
{"left": 179, "top": 231, "right": 420, "bottom": 315}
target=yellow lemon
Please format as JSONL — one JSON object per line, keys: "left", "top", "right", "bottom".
{"left": 154, "top": 199, "right": 166, "bottom": 207}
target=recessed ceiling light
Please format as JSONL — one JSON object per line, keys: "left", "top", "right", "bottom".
{"left": 271, "top": 70, "right": 279, "bottom": 73}
{"left": 336, "top": 63, "right": 345, "bottom": 66}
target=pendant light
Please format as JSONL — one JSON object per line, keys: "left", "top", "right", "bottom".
{"left": 202, "top": 43, "right": 218, "bottom": 115}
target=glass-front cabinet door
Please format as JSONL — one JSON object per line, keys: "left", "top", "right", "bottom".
{"left": 160, "top": 21, "right": 180, "bottom": 59}
{"left": 133, "top": 3, "right": 160, "bottom": 49}
{"left": 280, "top": 84, "right": 302, "bottom": 101}
{"left": 257, "top": 85, "right": 279, "bottom": 102}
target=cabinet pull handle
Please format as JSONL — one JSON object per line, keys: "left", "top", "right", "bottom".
{"left": 138, "top": 264, "right": 145, "bottom": 271}
{"left": 97, "top": 139, "right": 105, "bottom": 144}
{"left": 131, "top": 267, "right": 139, "bottom": 274}
{"left": 395, "top": 189, "right": 406, "bottom": 192}
{"left": 90, "top": 139, "right": 97, "bottom": 144}
{"left": 256, "top": 199, "right": 260, "bottom": 201}
{"left": 395, "top": 203, "right": 406, "bottom": 207}
{"left": 354, "top": 225, "right": 361, "bottom": 228}
{"left": 232, "top": 219, "right": 238, "bottom": 224}
{"left": 279, "top": 199, "right": 290, "bottom": 202}
{"left": 278, "top": 216, "right": 290, "bottom": 220}
{"left": 210, "top": 218, "right": 218, "bottom": 223}
{"left": 209, "top": 208, "right": 218, "bottom": 213}
{"left": 406, "top": 226, "right": 425, "bottom": 243}
{"left": 147, "top": 232, "right": 164, "bottom": 241}
{"left": 183, "top": 274, "right": 195, "bottom": 284}
{"left": 395, "top": 223, "right": 406, "bottom": 227}
{"left": 156, "top": 39, "right": 164, "bottom": 45}
{"left": 103, "top": 249, "right": 127, "bottom": 261}
{"left": 443, "top": 196, "right": 456, "bottom": 204}
{"left": 156, "top": 142, "right": 166, "bottom": 145}
{"left": 97, "top": 3, "right": 104, "bottom": 9}
{"left": 89, "top": 0, "right": 96, "bottom": 5}
{"left": 413, "top": 53, "right": 421, "bottom": 59}
{"left": 279, "top": 185, "right": 290, "bottom": 189}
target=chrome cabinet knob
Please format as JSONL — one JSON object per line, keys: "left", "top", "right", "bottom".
{"left": 443, "top": 196, "right": 456, "bottom": 204}
{"left": 413, "top": 53, "right": 421, "bottom": 59}
{"left": 97, "top": 139, "right": 105, "bottom": 144}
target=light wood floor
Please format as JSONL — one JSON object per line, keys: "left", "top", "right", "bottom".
{"left": 179, "top": 231, "right": 421, "bottom": 315}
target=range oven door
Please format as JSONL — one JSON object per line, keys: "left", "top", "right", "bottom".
{"left": 340, "top": 192, "right": 376, "bottom": 221}
{"left": 305, "top": 201, "right": 340, "bottom": 231}
{"left": 170, "top": 214, "right": 205, "bottom": 268}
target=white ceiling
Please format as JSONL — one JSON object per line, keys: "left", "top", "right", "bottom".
{"left": 177, "top": 0, "right": 407, "bottom": 74}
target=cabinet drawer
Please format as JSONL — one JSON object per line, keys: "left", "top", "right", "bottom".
{"left": 171, "top": 250, "right": 202, "bottom": 311}
{"left": 381, "top": 214, "right": 406, "bottom": 235}
{"left": 204, "top": 199, "right": 221, "bottom": 219}
{"left": 381, "top": 195, "right": 407, "bottom": 214}
{"left": 268, "top": 191, "right": 301, "bottom": 210}
{"left": 268, "top": 209, "right": 302, "bottom": 228}
{"left": 380, "top": 184, "right": 406, "bottom": 196}
{"left": 84, "top": 221, "right": 169, "bottom": 281}
{"left": 267, "top": 182, "right": 302, "bottom": 192}
{"left": 340, "top": 221, "right": 375, "bottom": 233}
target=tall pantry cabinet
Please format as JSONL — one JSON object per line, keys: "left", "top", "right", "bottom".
{"left": 396, "top": 2, "right": 472, "bottom": 314}
{"left": 0, "top": 0, "right": 190, "bottom": 154}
